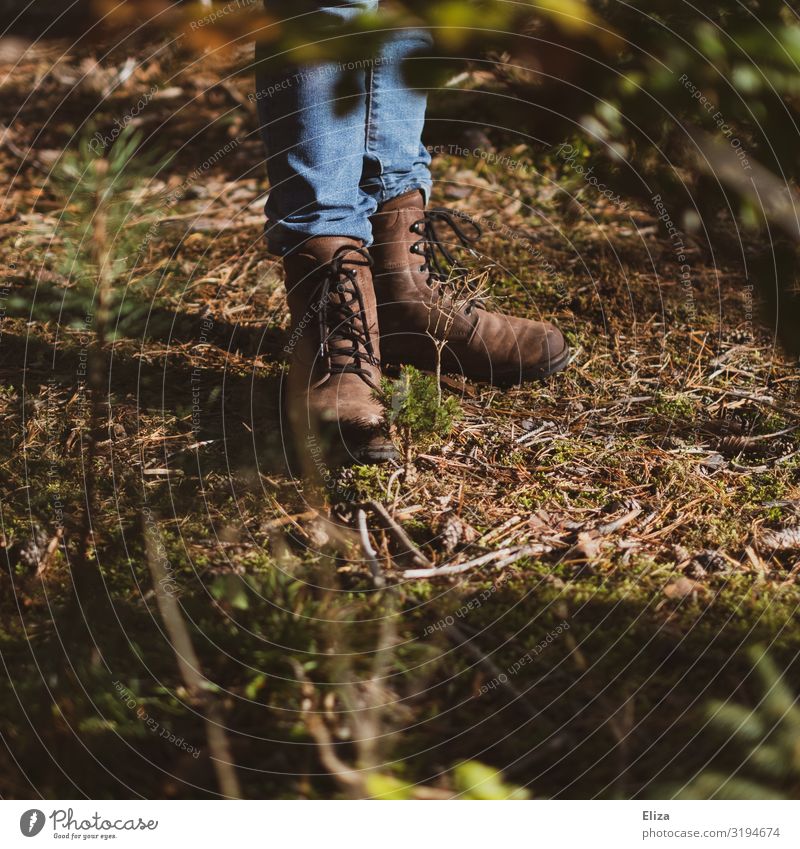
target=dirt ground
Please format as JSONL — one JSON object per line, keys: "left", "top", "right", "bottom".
{"left": 1, "top": 38, "right": 799, "bottom": 799}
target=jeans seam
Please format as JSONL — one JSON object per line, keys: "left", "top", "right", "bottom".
{"left": 364, "top": 64, "right": 387, "bottom": 197}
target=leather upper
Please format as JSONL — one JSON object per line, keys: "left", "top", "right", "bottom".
{"left": 283, "top": 237, "right": 387, "bottom": 437}
{"left": 369, "top": 191, "right": 568, "bottom": 383}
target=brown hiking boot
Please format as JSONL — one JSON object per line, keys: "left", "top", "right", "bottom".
{"left": 282, "top": 236, "right": 396, "bottom": 467}
{"left": 369, "top": 190, "right": 570, "bottom": 385}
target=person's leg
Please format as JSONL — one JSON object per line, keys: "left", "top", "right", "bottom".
{"left": 255, "top": 2, "right": 379, "bottom": 255}
{"left": 256, "top": 2, "right": 396, "bottom": 466}
{"left": 365, "top": 30, "right": 570, "bottom": 385}
{"left": 256, "top": 5, "right": 433, "bottom": 253}
{"left": 358, "top": 28, "right": 433, "bottom": 208}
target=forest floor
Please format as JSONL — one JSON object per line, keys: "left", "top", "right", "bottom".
{"left": 1, "top": 39, "right": 799, "bottom": 799}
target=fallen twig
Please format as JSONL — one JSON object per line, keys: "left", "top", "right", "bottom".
{"left": 402, "top": 543, "right": 550, "bottom": 579}
{"left": 290, "top": 661, "right": 365, "bottom": 796}
{"left": 35, "top": 529, "right": 63, "bottom": 577}
{"left": 476, "top": 514, "right": 524, "bottom": 546}
{"left": 366, "top": 500, "right": 432, "bottom": 568}
{"left": 356, "top": 508, "right": 385, "bottom": 587}
{"left": 758, "top": 525, "right": 800, "bottom": 552}
{"left": 261, "top": 509, "right": 321, "bottom": 532}
{"left": 597, "top": 502, "right": 643, "bottom": 535}
{"left": 144, "top": 517, "right": 242, "bottom": 799}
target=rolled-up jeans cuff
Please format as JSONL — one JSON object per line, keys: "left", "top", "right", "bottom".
{"left": 381, "top": 180, "right": 432, "bottom": 207}
{"left": 265, "top": 222, "right": 371, "bottom": 256}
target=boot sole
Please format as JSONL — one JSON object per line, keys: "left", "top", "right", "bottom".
{"left": 491, "top": 342, "right": 572, "bottom": 386}
{"left": 382, "top": 343, "right": 571, "bottom": 387}
{"left": 311, "top": 429, "right": 398, "bottom": 469}
{"left": 349, "top": 440, "right": 399, "bottom": 466}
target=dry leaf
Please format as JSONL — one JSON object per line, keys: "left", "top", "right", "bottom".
{"left": 663, "top": 577, "right": 698, "bottom": 599}
{"left": 759, "top": 526, "right": 800, "bottom": 552}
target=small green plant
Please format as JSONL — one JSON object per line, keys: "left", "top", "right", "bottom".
{"left": 452, "top": 760, "right": 530, "bottom": 799}
{"left": 672, "top": 646, "right": 800, "bottom": 799}
{"left": 48, "top": 127, "right": 168, "bottom": 336}
{"left": 365, "top": 760, "right": 529, "bottom": 800}
{"left": 45, "top": 128, "right": 168, "bottom": 579}
{"left": 380, "top": 365, "right": 460, "bottom": 473}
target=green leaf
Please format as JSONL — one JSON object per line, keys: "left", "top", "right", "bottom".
{"left": 453, "top": 760, "right": 530, "bottom": 800}
{"left": 365, "top": 773, "right": 412, "bottom": 800}
{"left": 210, "top": 574, "right": 250, "bottom": 610}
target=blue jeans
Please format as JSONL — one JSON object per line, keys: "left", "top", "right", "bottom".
{"left": 256, "top": 2, "right": 432, "bottom": 254}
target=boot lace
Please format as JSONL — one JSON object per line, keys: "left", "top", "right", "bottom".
{"left": 316, "top": 244, "right": 379, "bottom": 387}
{"left": 409, "top": 208, "right": 487, "bottom": 313}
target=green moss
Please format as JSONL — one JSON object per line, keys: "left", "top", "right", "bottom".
{"left": 648, "top": 392, "right": 698, "bottom": 420}
{"left": 735, "top": 472, "right": 787, "bottom": 509}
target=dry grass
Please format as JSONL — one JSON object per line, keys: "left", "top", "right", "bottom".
{"left": 0, "top": 39, "right": 798, "bottom": 799}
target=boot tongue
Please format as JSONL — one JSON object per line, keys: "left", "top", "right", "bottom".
{"left": 378, "top": 189, "right": 425, "bottom": 214}
{"left": 283, "top": 237, "right": 365, "bottom": 292}
{"left": 294, "top": 236, "right": 363, "bottom": 265}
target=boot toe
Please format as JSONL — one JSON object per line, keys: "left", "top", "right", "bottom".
{"left": 319, "top": 419, "right": 397, "bottom": 466}
{"left": 489, "top": 318, "right": 569, "bottom": 385}
{"left": 528, "top": 321, "right": 569, "bottom": 374}
{"left": 318, "top": 402, "right": 397, "bottom": 466}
